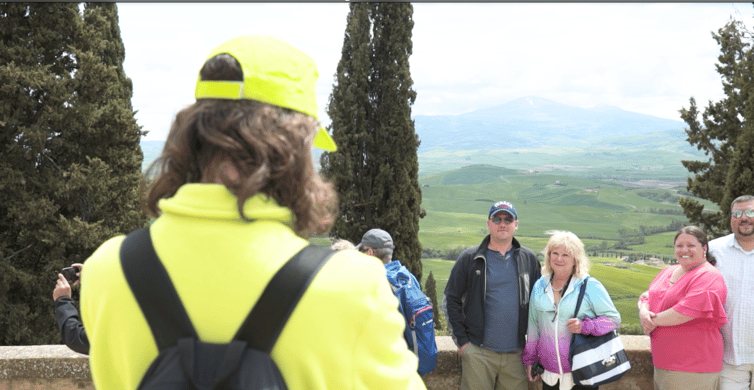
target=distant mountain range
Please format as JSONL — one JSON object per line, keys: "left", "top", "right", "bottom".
{"left": 141, "top": 96, "right": 700, "bottom": 178}
{"left": 414, "top": 96, "right": 687, "bottom": 150}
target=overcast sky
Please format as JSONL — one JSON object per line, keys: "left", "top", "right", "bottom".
{"left": 116, "top": 3, "right": 749, "bottom": 142}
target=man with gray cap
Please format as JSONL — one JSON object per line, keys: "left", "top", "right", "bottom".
{"left": 443, "top": 201, "right": 540, "bottom": 390}
{"left": 357, "top": 229, "right": 438, "bottom": 375}
{"left": 356, "top": 228, "right": 396, "bottom": 264}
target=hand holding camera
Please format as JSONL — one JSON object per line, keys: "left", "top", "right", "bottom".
{"left": 61, "top": 267, "right": 79, "bottom": 284}
{"left": 54, "top": 264, "right": 83, "bottom": 301}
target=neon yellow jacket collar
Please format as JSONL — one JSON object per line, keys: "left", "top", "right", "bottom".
{"left": 158, "top": 184, "right": 293, "bottom": 223}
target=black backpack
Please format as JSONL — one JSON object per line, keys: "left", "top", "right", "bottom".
{"left": 119, "top": 227, "right": 336, "bottom": 390}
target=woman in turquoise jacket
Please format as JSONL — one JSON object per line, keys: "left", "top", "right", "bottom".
{"left": 523, "top": 231, "right": 621, "bottom": 390}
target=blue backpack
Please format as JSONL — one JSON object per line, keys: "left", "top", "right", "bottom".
{"left": 385, "top": 261, "right": 438, "bottom": 376}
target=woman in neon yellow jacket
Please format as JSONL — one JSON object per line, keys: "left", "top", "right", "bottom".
{"left": 80, "top": 35, "right": 426, "bottom": 390}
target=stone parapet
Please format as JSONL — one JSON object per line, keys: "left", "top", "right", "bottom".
{"left": 0, "top": 344, "right": 91, "bottom": 390}
{"left": 1, "top": 336, "right": 653, "bottom": 390}
{"left": 423, "top": 335, "right": 653, "bottom": 390}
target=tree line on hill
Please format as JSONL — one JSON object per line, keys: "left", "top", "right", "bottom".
{"left": 612, "top": 220, "right": 686, "bottom": 248}
{"left": 646, "top": 208, "right": 686, "bottom": 216}
{"left": 422, "top": 245, "right": 673, "bottom": 265}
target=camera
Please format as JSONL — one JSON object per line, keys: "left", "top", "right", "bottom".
{"left": 531, "top": 361, "right": 545, "bottom": 376}
{"left": 61, "top": 267, "right": 79, "bottom": 284}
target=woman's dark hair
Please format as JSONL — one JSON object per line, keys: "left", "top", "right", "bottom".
{"left": 674, "top": 225, "right": 716, "bottom": 266}
{"left": 141, "top": 54, "right": 337, "bottom": 238}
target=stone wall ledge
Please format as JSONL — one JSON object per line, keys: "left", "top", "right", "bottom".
{"left": 423, "top": 335, "right": 652, "bottom": 390}
{"left": 0, "top": 335, "right": 653, "bottom": 390}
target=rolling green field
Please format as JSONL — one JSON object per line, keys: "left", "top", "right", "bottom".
{"left": 417, "top": 139, "right": 704, "bottom": 180}
{"left": 418, "top": 164, "right": 717, "bottom": 259}
{"left": 423, "top": 256, "right": 663, "bottom": 333}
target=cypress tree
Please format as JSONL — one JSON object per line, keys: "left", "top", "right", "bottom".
{"left": 679, "top": 17, "right": 754, "bottom": 236}
{"left": 424, "top": 271, "right": 443, "bottom": 331}
{"left": 322, "top": 2, "right": 425, "bottom": 281}
{"left": 321, "top": 2, "right": 372, "bottom": 237}
{"left": 0, "top": 3, "right": 147, "bottom": 345}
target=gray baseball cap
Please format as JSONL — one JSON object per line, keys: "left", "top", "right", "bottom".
{"left": 355, "top": 229, "right": 395, "bottom": 250}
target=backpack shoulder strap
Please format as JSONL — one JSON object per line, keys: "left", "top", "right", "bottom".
{"left": 121, "top": 227, "right": 336, "bottom": 353}
{"left": 120, "top": 227, "right": 196, "bottom": 350}
{"left": 235, "top": 244, "right": 336, "bottom": 353}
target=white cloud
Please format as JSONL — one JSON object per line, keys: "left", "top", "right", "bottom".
{"left": 117, "top": 3, "right": 748, "bottom": 141}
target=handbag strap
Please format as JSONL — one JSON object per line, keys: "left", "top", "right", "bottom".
{"left": 572, "top": 276, "right": 589, "bottom": 319}
{"left": 569, "top": 276, "right": 590, "bottom": 347}
{"left": 120, "top": 227, "right": 335, "bottom": 353}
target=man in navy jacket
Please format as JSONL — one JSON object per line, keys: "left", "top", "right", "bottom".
{"left": 443, "top": 201, "right": 540, "bottom": 390}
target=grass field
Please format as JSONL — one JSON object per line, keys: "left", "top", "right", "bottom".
{"left": 418, "top": 164, "right": 718, "bottom": 259}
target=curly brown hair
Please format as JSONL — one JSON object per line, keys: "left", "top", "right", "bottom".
{"left": 141, "top": 54, "right": 337, "bottom": 238}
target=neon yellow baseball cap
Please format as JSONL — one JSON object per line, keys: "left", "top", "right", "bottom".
{"left": 195, "top": 35, "right": 337, "bottom": 152}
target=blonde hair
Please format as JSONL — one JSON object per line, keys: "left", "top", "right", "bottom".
{"left": 541, "top": 230, "right": 590, "bottom": 278}
{"left": 330, "top": 239, "right": 356, "bottom": 251}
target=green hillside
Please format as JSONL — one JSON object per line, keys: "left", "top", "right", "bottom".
{"left": 418, "top": 139, "right": 703, "bottom": 180}
{"left": 418, "top": 164, "right": 716, "bottom": 259}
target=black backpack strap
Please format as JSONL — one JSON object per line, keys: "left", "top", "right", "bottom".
{"left": 120, "top": 227, "right": 197, "bottom": 350}
{"left": 121, "top": 227, "right": 336, "bottom": 354}
{"left": 235, "top": 245, "right": 336, "bottom": 353}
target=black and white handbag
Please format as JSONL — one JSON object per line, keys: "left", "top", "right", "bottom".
{"left": 568, "top": 277, "right": 631, "bottom": 387}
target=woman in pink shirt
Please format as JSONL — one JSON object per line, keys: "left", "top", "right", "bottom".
{"left": 638, "top": 225, "right": 727, "bottom": 390}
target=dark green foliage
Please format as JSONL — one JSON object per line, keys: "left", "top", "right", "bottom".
{"left": 321, "top": 2, "right": 371, "bottom": 240}
{"left": 721, "top": 111, "right": 754, "bottom": 219}
{"left": 322, "top": 3, "right": 425, "bottom": 280}
{"left": 680, "top": 16, "right": 754, "bottom": 237}
{"left": 617, "top": 228, "right": 646, "bottom": 246}
{"left": 424, "top": 271, "right": 443, "bottom": 331}
{"left": 0, "top": 3, "right": 148, "bottom": 345}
